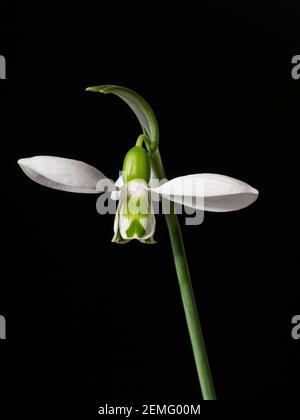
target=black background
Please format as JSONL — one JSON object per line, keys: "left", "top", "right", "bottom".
{"left": 1, "top": 1, "right": 299, "bottom": 407}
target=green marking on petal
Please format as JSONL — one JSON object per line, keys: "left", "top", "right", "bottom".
{"left": 126, "top": 220, "right": 146, "bottom": 238}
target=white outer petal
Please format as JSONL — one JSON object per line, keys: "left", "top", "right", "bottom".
{"left": 149, "top": 173, "right": 259, "bottom": 212}
{"left": 18, "top": 156, "right": 108, "bottom": 193}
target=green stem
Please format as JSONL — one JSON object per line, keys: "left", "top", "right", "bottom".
{"left": 135, "top": 134, "right": 145, "bottom": 147}
{"left": 87, "top": 84, "right": 216, "bottom": 400}
{"left": 151, "top": 149, "right": 217, "bottom": 401}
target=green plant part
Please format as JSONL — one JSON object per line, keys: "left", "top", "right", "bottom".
{"left": 122, "top": 142, "right": 150, "bottom": 183}
{"left": 18, "top": 85, "right": 259, "bottom": 400}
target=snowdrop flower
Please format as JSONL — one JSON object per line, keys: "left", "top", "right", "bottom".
{"left": 18, "top": 135, "right": 258, "bottom": 244}
{"left": 18, "top": 84, "right": 259, "bottom": 400}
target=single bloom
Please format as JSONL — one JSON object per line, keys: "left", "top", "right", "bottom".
{"left": 18, "top": 142, "right": 259, "bottom": 244}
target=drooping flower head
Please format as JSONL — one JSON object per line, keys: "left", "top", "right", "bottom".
{"left": 18, "top": 86, "right": 258, "bottom": 245}
{"left": 17, "top": 84, "right": 259, "bottom": 401}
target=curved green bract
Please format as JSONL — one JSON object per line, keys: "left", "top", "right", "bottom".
{"left": 86, "top": 85, "right": 159, "bottom": 152}
{"left": 86, "top": 84, "right": 216, "bottom": 400}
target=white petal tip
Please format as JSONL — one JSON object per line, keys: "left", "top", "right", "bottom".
{"left": 18, "top": 157, "right": 34, "bottom": 173}
{"left": 18, "top": 158, "right": 28, "bottom": 167}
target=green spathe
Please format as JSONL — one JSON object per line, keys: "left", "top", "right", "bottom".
{"left": 122, "top": 145, "right": 150, "bottom": 183}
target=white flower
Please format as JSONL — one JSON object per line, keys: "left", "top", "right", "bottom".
{"left": 18, "top": 155, "right": 259, "bottom": 244}
{"left": 112, "top": 179, "right": 156, "bottom": 244}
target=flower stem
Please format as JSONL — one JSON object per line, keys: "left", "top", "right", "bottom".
{"left": 135, "top": 134, "right": 145, "bottom": 147}
{"left": 151, "top": 150, "right": 217, "bottom": 401}
{"left": 89, "top": 84, "right": 216, "bottom": 399}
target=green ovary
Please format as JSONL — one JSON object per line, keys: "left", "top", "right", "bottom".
{"left": 122, "top": 145, "right": 150, "bottom": 183}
